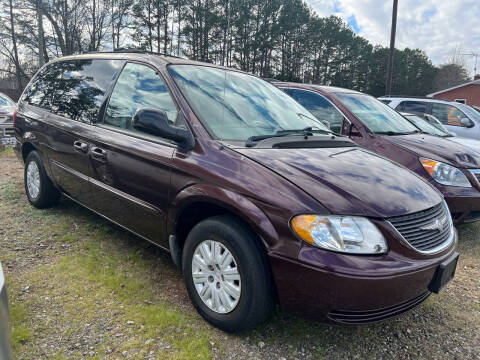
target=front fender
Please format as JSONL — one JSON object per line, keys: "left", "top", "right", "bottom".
{"left": 167, "top": 184, "right": 279, "bottom": 249}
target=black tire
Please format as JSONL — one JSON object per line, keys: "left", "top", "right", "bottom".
{"left": 182, "top": 215, "right": 275, "bottom": 332}
{"left": 24, "top": 150, "right": 60, "bottom": 208}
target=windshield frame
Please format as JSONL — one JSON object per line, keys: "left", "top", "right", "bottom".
{"left": 167, "top": 64, "right": 330, "bottom": 143}
{"left": 334, "top": 92, "right": 420, "bottom": 135}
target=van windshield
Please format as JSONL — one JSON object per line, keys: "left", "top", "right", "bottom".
{"left": 336, "top": 93, "right": 419, "bottom": 135}
{"left": 169, "top": 65, "right": 329, "bottom": 142}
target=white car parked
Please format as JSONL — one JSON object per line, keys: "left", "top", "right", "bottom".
{"left": 401, "top": 112, "right": 480, "bottom": 154}
{"left": 379, "top": 96, "right": 480, "bottom": 140}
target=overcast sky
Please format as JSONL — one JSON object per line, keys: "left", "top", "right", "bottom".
{"left": 306, "top": 0, "right": 480, "bottom": 76}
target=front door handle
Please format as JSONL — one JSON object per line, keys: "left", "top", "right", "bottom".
{"left": 90, "top": 146, "right": 107, "bottom": 161}
{"left": 73, "top": 140, "right": 88, "bottom": 153}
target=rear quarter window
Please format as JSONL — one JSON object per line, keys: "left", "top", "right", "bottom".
{"left": 22, "top": 59, "right": 123, "bottom": 123}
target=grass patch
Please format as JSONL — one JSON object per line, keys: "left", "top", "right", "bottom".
{"left": 10, "top": 302, "right": 34, "bottom": 352}
{"left": 0, "top": 147, "right": 14, "bottom": 156}
{"left": 9, "top": 225, "right": 213, "bottom": 359}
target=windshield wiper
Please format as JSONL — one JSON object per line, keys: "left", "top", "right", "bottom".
{"left": 245, "top": 127, "right": 332, "bottom": 147}
{"left": 375, "top": 130, "right": 422, "bottom": 136}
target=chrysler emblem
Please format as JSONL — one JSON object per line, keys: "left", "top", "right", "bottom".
{"left": 420, "top": 216, "right": 447, "bottom": 232}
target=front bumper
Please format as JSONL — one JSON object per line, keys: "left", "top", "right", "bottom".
{"left": 445, "top": 194, "right": 480, "bottom": 223}
{"left": 269, "top": 228, "right": 458, "bottom": 324}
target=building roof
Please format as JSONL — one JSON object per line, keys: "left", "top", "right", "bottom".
{"left": 427, "top": 79, "right": 480, "bottom": 97}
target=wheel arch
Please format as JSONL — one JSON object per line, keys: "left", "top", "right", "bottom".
{"left": 168, "top": 184, "right": 279, "bottom": 256}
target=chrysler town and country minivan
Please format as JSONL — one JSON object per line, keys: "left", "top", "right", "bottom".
{"left": 275, "top": 82, "right": 480, "bottom": 224}
{"left": 14, "top": 52, "right": 458, "bottom": 332}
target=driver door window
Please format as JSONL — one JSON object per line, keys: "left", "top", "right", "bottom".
{"left": 104, "top": 62, "right": 178, "bottom": 136}
{"left": 289, "top": 89, "right": 344, "bottom": 133}
{"left": 431, "top": 103, "right": 468, "bottom": 127}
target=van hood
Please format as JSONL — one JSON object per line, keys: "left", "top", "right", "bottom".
{"left": 235, "top": 147, "right": 441, "bottom": 218}
{"left": 384, "top": 133, "right": 480, "bottom": 168}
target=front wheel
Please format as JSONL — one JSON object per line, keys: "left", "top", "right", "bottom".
{"left": 24, "top": 150, "right": 60, "bottom": 208}
{"left": 182, "top": 215, "right": 275, "bottom": 332}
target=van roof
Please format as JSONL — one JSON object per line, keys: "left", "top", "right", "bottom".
{"left": 48, "top": 51, "right": 242, "bottom": 71}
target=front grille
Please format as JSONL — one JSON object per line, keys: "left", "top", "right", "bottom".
{"left": 387, "top": 202, "right": 452, "bottom": 253}
{"left": 328, "top": 292, "right": 430, "bottom": 324}
{"left": 469, "top": 169, "right": 480, "bottom": 185}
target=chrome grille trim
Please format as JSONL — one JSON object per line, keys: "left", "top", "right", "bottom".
{"left": 387, "top": 201, "right": 454, "bottom": 254}
{"left": 468, "top": 169, "right": 480, "bottom": 186}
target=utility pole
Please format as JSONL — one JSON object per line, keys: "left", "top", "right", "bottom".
{"left": 460, "top": 52, "right": 480, "bottom": 78}
{"left": 385, "top": 0, "right": 398, "bottom": 96}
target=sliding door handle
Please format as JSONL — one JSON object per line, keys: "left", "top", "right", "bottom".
{"left": 73, "top": 140, "right": 88, "bottom": 153}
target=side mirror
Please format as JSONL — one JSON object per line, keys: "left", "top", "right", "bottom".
{"left": 348, "top": 123, "right": 362, "bottom": 137}
{"left": 132, "top": 108, "right": 194, "bottom": 150}
{"left": 460, "top": 117, "right": 474, "bottom": 128}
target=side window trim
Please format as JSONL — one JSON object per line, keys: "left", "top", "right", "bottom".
{"left": 96, "top": 60, "right": 127, "bottom": 123}
{"left": 96, "top": 122, "right": 178, "bottom": 148}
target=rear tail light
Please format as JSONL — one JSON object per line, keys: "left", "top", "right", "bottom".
{"left": 12, "top": 110, "right": 17, "bottom": 127}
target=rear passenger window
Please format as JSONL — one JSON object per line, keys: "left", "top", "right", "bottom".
{"left": 104, "top": 63, "right": 178, "bottom": 133}
{"left": 22, "top": 59, "right": 123, "bottom": 123}
{"left": 52, "top": 60, "right": 123, "bottom": 123}
{"left": 22, "top": 62, "right": 64, "bottom": 110}
{"left": 401, "top": 101, "right": 427, "bottom": 114}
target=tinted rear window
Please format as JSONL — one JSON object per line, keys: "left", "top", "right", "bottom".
{"left": 22, "top": 59, "right": 123, "bottom": 123}
{"left": 401, "top": 101, "right": 427, "bottom": 114}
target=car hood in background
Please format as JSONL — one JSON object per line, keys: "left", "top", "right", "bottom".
{"left": 384, "top": 133, "right": 480, "bottom": 168}
{"left": 235, "top": 147, "right": 441, "bottom": 218}
{"left": 447, "top": 137, "right": 480, "bottom": 155}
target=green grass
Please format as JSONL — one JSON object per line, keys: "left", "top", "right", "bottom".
{"left": 8, "top": 222, "right": 213, "bottom": 359}
{"left": 0, "top": 147, "right": 14, "bottom": 156}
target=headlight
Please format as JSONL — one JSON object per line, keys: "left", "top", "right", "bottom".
{"left": 291, "top": 215, "right": 388, "bottom": 254}
{"left": 420, "top": 158, "right": 471, "bottom": 187}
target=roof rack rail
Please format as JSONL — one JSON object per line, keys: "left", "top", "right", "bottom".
{"left": 380, "top": 95, "right": 451, "bottom": 101}
{"left": 83, "top": 48, "right": 185, "bottom": 59}
{"left": 262, "top": 78, "right": 280, "bottom": 83}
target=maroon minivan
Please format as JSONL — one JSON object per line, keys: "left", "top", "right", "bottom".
{"left": 14, "top": 52, "right": 458, "bottom": 332}
{"left": 275, "top": 82, "right": 480, "bottom": 224}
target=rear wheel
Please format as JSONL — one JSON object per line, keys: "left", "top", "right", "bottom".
{"left": 24, "top": 151, "right": 60, "bottom": 208}
{"left": 182, "top": 215, "right": 274, "bottom": 332}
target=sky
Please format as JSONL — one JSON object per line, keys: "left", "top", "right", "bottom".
{"left": 306, "top": 0, "right": 480, "bottom": 76}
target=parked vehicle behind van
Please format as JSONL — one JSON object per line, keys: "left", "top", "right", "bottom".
{"left": 379, "top": 96, "right": 480, "bottom": 140}
{"left": 275, "top": 82, "right": 480, "bottom": 224}
{"left": 402, "top": 112, "right": 480, "bottom": 154}
{"left": 15, "top": 52, "right": 458, "bottom": 331}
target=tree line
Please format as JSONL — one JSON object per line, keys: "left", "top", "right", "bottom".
{"left": 0, "top": 0, "right": 470, "bottom": 99}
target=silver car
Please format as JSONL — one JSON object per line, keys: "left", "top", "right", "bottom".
{"left": 0, "top": 93, "right": 16, "bottom": 138}
{"left": 402, "top": 112, "right": 480, "bottom": 154}
{"left": 379, "top": 96, "right": 480, "bottom": 140}
{"left": 0, "top": 263, "right": 13, "bottom": 360}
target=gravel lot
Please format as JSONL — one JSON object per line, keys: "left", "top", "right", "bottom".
{"left": 1, "top": 148, "right": 479, "bottom": 360}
